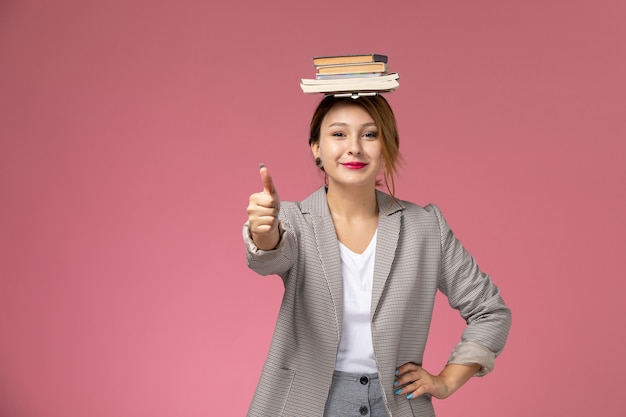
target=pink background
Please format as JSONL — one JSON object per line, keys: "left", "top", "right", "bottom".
{"left": 1, "top": 1, "right": 625, "bottom": 416}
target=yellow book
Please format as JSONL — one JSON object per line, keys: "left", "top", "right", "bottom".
{"left": 316, "top": 62, "right": 388, "bottom": 75}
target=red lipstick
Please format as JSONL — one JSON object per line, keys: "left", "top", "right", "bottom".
{"left": 341, "top": 162, "right": 367, "bottom": 169}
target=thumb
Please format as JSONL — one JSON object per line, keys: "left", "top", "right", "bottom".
{"left": 259, "top": 163, "right": 276, "bottom": 195}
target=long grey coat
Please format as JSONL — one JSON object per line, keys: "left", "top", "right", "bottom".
{"left": 243, "top": 187, "right": 511, "bottom": 416}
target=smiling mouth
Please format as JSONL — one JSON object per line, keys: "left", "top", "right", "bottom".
{"left": 341, "top": 162, "right": 367, "bottom": 169}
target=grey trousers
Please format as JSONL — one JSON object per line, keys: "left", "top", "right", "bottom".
{"left": 323, "top": 371, "right": 390, "bottom": 417}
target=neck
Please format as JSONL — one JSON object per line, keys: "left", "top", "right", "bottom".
{"left": 326, "top": 183, "right": 378, "bottom": 219}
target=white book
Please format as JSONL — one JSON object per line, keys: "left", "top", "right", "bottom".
{"left": 301, "top": 72, "right": 399, "bottom": 85}
{"left": 300, "top": 73, "right": 399, "bottom": 94}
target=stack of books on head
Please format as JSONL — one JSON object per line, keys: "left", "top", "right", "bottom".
{"left": 300, "top": 53, "right": 399, "bottom": 97}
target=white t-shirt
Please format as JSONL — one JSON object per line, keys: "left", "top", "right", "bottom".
{"left": 334, "top": 231, "right": 378, "bottom": 374}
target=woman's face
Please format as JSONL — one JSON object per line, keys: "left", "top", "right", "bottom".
{"left": 311, "top": 102, "right": 383, "bottom": 189}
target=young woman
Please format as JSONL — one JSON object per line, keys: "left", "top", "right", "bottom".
{"left": 244, "top": 94, "right": 511, "bottom": 417}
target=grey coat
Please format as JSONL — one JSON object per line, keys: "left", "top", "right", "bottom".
{"left": 243, "top": 187, "right": 511, "bottom": 416}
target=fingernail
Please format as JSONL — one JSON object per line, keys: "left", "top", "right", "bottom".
{"left": 259, "top": 163, "right": 265, "bottom": 169}
{"left": 406, "top": 393, "right": 414, "bottom": 400}
{"left": 394, "top": 389, "right": 402, "bottom": 395}
{"left": 393, "top": 381, "right": 398, "bottom": 386}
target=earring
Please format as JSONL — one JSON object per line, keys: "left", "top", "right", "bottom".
{"left": 315, "top": 157, "right": 323, "bottom": 167}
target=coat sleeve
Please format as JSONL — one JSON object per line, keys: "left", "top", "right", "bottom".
{"left": 428, "top": 204, "right": 512, "bottom": 376}
{"left": 242, "top": 214, "right": 297, "bottom": 279}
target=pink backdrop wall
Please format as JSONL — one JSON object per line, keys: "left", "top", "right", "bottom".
{"left": 1, "top": 1, "right": 625, "bottom": 416}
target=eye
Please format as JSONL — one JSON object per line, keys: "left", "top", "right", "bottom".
{"left": 331, "top": 131, "right": 346, "bottom": 138}
{"left": 363, "top": 131, "right": 378, "bottom": 140}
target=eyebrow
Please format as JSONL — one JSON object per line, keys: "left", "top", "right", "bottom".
{"left": 328, "top": 122, "right": 377, "bottom": 128}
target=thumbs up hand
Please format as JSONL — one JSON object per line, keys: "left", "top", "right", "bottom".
{"left": 247, "top": 164, "right": 281, "bottom": 250}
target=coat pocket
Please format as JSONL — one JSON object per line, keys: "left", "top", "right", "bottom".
{"left": 248, "top": 364, "right": 296, "bottom": 417}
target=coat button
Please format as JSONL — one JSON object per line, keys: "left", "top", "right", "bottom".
{"left": 360, "top": 376, "right": 369, "bottom": 385}
{"left": 359, "top": 405, "right": 368, "bottom": 415}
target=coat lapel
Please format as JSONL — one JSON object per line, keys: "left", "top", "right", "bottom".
{"left": 300, "top": 187, "right": 344, "bottom": 336}
{"left": 300, "top": 188, "right": 405, "bottom": 330}
{"left": 371, "top": 190, "right": 404, "bottom": 315}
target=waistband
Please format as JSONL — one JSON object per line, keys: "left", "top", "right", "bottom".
{"left": 332, "top": 370, "right": 380, "bottom": 381}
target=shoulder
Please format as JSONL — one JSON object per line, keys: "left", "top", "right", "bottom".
{"left": 390, "top": 197, "right": 449, "bottom": 236}
{"left": 374, "top": 189, "right": 444, "bottom": 221}
{"left": 276, "top": 187, "right": 326, "bottom": 224}
{"left": 392, "top": 195, "right": 443, "bottom": 219}
{"left": 278, "top": 187, "right": 328, "bottom": 217}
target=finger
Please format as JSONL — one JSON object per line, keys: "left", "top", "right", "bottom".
{"left": 259, "top": 163, "right": 276, "bottom": 195}
{"left": 395, "top": 362, "right": 421, "bottom": 378}
{"left": 395, "top": 375, "right": 426, "bottom": 399}
{"left": 249, "top": 191, "right": 275, "bottom": 210}
{"left": 248, "top": 207, "right": 278, "bottom": 235}
{"left": 394, "top": 363, "right": 424, "bottom": 394}
{"left": 252, "top": 222, "right": 276, "bottom": 235}
{"left": 405, "top": 383, "right": 429, "bottom": 400}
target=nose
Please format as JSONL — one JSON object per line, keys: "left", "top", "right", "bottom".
{"left": 347, "top": 135, "right": 362, "bottom": 155}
